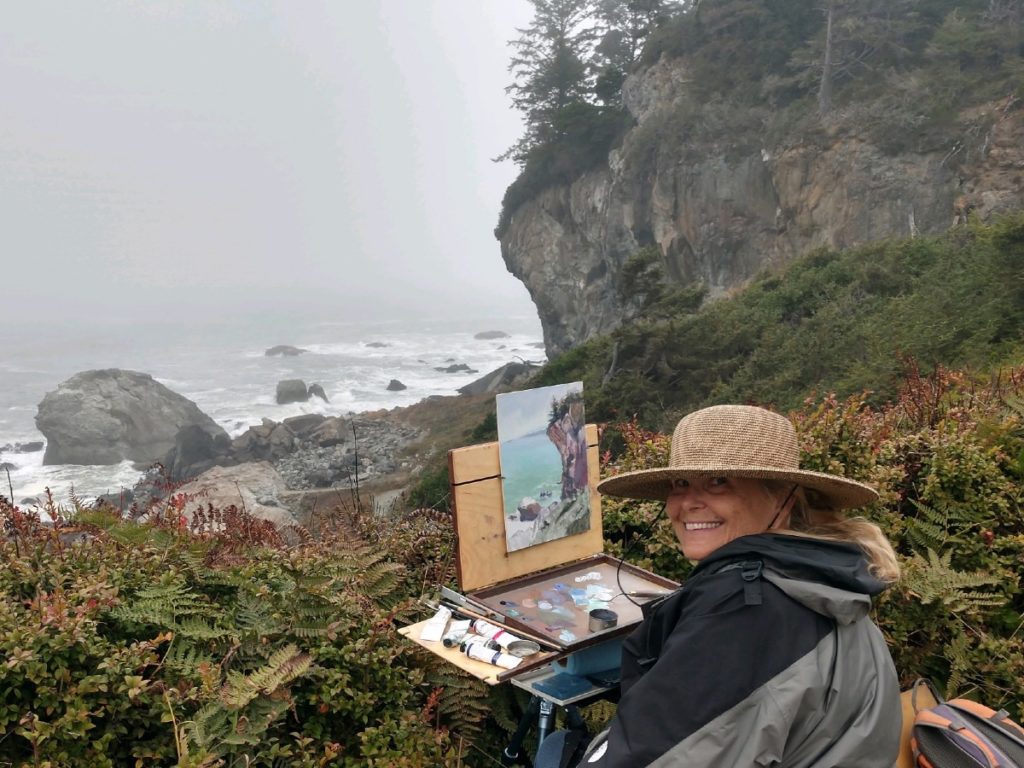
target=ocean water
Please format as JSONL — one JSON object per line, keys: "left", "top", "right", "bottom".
{"left": 0, "top": 313, "right": 544, "bottom": 504}
{"left": 498, "top": 430, "right": 564, "bottom": 518}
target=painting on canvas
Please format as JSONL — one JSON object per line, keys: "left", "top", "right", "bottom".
{"left": 496, "top": 382, "right": 590, "bottom": 553}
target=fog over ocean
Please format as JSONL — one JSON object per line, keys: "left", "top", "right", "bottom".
{"left": 0, "top": 312, "right": 544, "bottom": 504}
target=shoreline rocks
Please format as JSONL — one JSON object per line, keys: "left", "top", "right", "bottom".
{"left": 275, "top": 380, "right": 329, "bottom": 404}
{"left": 35, "top": 369, "right": 228, "bottom": 467}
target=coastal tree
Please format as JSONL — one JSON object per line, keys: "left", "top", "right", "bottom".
{"left": 500, "top": 0, "right": 597, "bottom": 164}
{"left": 591, "top": 0, "right": 684, "bottom": 104}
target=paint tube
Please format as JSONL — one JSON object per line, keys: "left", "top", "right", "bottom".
{"left": 441, "top": 619, "right": 472, "bottom": 648}
{"left": 460, "top": 639, "right": 522, "bottom": 670}
{"left": 419, "top": 605, "right": 452, "bottom": 642}
{"left": 470, "top": 618, "right": 524, "bottom": 649}
{"left": 458, "top": 634, "right": 498, "bottom": 652}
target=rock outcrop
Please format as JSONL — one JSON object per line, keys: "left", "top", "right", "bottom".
{"left": 265, "top": 345, "right": 307, "bottom": 357}
{"left": 500, "top": 56, "right": 1024, "bottom": 355}
{"left": 173, "top": 462, "right": 298, "bottom": 528}
{"left": 307, "top": 383, "right": 329, "bottom": 403}
{"left": 158, "top": 412, "right": 420, "bottom": 492}
{"left": 35, "top": 369, "right": 228, "bottom": 466}
{"left": 276, "top": 380, "right": 310, "bottom": 404}
{"left": 457, "top": 362, "right": 540, "bottom": 396}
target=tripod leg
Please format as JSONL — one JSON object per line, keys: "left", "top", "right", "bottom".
{"left": 537, "top": 699, "right": 557, "bottom": 746}
{"left": 502, "top": 695, "right": 540, "bottom": 766}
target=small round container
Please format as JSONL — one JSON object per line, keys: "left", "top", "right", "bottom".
{"left": 588, "top": 608, "right": 618, "bottom": 632}
{"left": 505, "top": 640, "right": 541, "bottom": 658}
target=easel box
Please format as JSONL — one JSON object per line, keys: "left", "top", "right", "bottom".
{"left": 449, "top": 424, "right": 677, "bottom": 654}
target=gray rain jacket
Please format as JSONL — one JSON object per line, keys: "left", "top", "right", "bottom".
{"left": 581, "top": 533, "right": 900, "bottom": 767}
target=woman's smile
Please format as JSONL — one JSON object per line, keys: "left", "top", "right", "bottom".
{"left": 666, "top": 476, "right": 786, "bottom": 560}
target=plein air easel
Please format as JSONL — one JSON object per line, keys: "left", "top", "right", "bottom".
{"left": 398, "top": 424, "right": 676, "bottom": 763}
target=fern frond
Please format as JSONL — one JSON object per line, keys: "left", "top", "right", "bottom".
{"left": 162, "top": 642, "right": 215, "bottom": 677}
{"left": 219, "top": 644, "right": 312, "bottom": 710}
{"left": 903, "top": 548, "right": 1005, "bottom": 615}
{"left": 174, "top": 617, "right": 232, "bottom": 641}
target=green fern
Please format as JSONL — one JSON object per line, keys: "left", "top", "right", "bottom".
{"left": 945, "top": 631, "right": 973, "bottom": 695}
{"left": 903, "top": 548, "right": 1005, "bottom": 615}
{"left": 182, "top": 645, "right": 311, "bottom": 757}
{"left": 904, "top": 498, "right": 985, "bottom": 552}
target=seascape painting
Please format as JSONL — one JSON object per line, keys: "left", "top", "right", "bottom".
{"left": 496, "top": 381, "right": 590, "bottom": 553}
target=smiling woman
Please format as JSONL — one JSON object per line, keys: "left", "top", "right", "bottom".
{"left": 664, "top": 475, "right": 792, "bottom": 561}
{"left": 537, "top": 404, "right": 903, "bottom": 768}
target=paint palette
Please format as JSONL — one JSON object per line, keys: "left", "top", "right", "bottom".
{"left": 470, "top": 555, "right": 677, "bottom": 651}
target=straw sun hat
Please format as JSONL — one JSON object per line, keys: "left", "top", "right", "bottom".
{"left": 596, "top": 405, "right": 878, "bottom": 509}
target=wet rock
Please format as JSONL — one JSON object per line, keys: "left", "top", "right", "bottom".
{"left": 276, "top": 379, "right": 309, "bottom": 404}
{"left": 164, "top": 424, "right": 232, "bottom": 481}
{"left": 36, "top": 369, "right": 227, "bottom": 466}
{"left": 434, "top": 363, "right": 478, "bottom": 374}
{"left": 386, "top": 379, "right": 407, "bottom": 391}
{"left": 0, "top": 441, "right": 44, "bottom": 453}
{"left": 474, "top": 330, "right": 509, "bottom": 340}
{"left": 365, "top": 342, "right": 390, "bottom": 348}
{"left": 265, "top": 345, "right": 307, "bottom": 357}
{"left": 307, "top": 383, "right": 329, "bottom": 403}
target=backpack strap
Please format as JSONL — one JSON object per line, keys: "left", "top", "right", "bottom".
{"left": 911, "top": 677, "right": 945, "bottom": 715}
{"left": 699, "top": 559, "right": 765, "bottom": 606}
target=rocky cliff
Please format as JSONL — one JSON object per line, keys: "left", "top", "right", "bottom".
{"left": 500, "top": 55, "right": 1024, "bottom": 356}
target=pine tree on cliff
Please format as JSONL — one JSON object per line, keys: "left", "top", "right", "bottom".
{"left": 500, "top": 0, "right": 596, "bottom": 165}
{"left": 592, "top": 0, "right": 684, "bottom": 105}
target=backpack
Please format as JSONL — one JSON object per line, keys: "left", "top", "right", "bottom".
{"left": 910, "top": 678, "right": 1024, "bottom": 768}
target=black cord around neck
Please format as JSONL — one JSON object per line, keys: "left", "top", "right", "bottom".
{"left": 765, "top": 484, "right": 798, "bottom": 532}
{"left": 615, "top": 503, "right": 667, "bottom": 607}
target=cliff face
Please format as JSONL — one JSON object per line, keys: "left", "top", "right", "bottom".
{"left": 500, "top": 56, "right": 1024, "bottom": 356}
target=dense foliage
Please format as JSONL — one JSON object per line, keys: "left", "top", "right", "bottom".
{"left": 0, "top": 500, "right": 507, "bottom": 767}
{"left": 532, "top": 214, "right": 1024, "bottom": 430}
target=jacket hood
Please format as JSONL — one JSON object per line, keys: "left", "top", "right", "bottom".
{"left": 695, "top": 533, "right": 887, "bottom": 624}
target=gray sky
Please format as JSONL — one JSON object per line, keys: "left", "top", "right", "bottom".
{"left": 0, "top": 1, "right": 537, "bottom": 327}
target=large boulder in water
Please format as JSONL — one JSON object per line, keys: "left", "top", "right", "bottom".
{"left": 35, "top": 369, "right": 228, "bottom": 466}
{"left": 276, "top": 379, "right": 309, "bottom": 404}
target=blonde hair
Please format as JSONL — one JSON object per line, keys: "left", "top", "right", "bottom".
{"left": 763, "top": 481, "right": 901, "bottom": 584}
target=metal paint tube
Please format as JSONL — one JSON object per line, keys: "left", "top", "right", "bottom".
{"left": 470, "top": 618, "right": 524, "bottom": 649}
{"left": 461, "top": 640, "right": 522, "bottom": 670}
{"left": 441, "top": 619, "right": 472, "bottom": 648}
{"left": 459, "top": 635, "right": 499, "bottom": 652}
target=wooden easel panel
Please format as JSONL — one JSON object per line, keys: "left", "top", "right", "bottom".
{"left": 450, "top": 424, "right": 603, "bottom": 591}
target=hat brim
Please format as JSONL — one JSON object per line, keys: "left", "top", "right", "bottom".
{"left": 596, "top": 466, "right": 878, "bottom": 509}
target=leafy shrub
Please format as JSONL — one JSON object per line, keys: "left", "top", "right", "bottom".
{"left": 0, "top": 501, "right": 488, "bottom": 767}
{"left": 530, "top": 214, "right": 1024, "bottom": 430}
